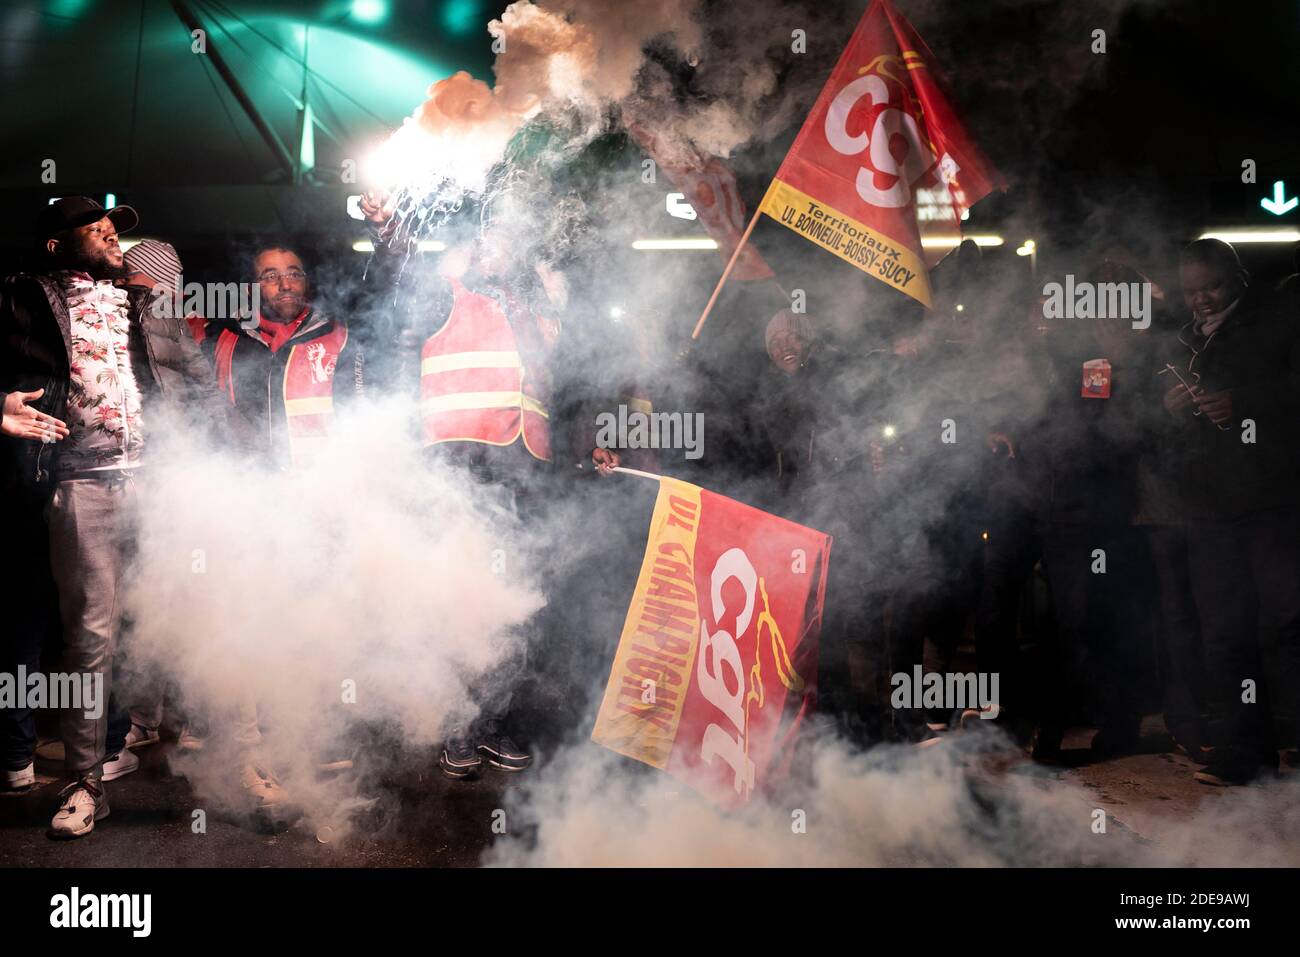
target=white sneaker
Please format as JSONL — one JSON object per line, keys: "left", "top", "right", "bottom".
{"left": 239, "top": 763, "right": 290, "bottom": 810}
{"left": 239, "top": 763, "right": 299, "bottom": 830}
{"left": 102, "top": 749, "right": 140, "bottom": 782}
{"left": 3, "top": 762, "right": 35, "bottom": 792}
{"left": 50, "top": 778, "right": 109, "bottom": 838}
{"left": 178, "top": 724, "right": 207, "bottom": 752}
{"left": 124, "top": 724, "right": 160, "bottom": 750}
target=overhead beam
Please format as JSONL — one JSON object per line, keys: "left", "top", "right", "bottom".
{"left": 169, "top": 0, "right": 295, "bottom": 179}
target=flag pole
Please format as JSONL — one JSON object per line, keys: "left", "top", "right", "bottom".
{"left": 610, "top": 465, "right": 663, "bottom": 481}
{"left": 691, "top": 203, "right": 766, "bottom": 340}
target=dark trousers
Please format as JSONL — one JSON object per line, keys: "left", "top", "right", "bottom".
{"left": 0, "top": 496, "right": 56, "bottom": 771}
{"left": 814, "top": 520, "right": 887, "bottom": 742}
{"left": 1039, "top": 523, "right": 1147, "bottom": 738}
{"left": 1185, "top": 507, "right": 1300, "bottom": 761}
{"left": 1, "top": 490, "right": 129, "bottom": 771}
{"left": 425, "top": 443, "right": 548, "bottom": 731}
{"left": 974, "top": 502, "right": 1039, "bottom": 729}
{"left": 1144, "top": 525, "right": 1208, "bottom": 747}
{"left": 888, "top": 522, "right": 983, "bottom": 734}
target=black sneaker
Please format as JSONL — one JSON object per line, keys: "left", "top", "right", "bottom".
{"left": 1089, "top": 726, "right": 1141, "bottom": 759}
{"left": 1194, "top": 757, "right": 1271, "bottom": 787}
{"left": 1030, "top": 726, "right": 1066, "bottom": 765}
{"left": 475, "top": 719, "right": 532, "bottom": 772}
{"left": 439, "top": 734, "right": 482, "bottom": 779}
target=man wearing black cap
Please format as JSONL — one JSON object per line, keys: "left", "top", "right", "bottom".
{"left": 0, "top": 197, "right": 243, "bottom": 837}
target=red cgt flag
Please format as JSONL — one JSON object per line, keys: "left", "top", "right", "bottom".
{"left": 757, "top": 0, "right": 1005, "bottom": 306}
{"left": 592, "top": 476, "right": 831, "bottom": 808}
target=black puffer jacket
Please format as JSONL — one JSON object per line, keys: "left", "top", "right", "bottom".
{"left": 0, "top": 272, "right": 250, "bottom": 492}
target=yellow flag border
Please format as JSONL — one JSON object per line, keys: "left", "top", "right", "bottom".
{"left": 591, "top": 477, "right": 703, "bottom": 769}
{"left": 758, "top": 178, "right": 932, "bottom": 307}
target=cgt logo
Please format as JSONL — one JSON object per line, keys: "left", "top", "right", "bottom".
{"left": 696, "top": 548, "right": 804, "bottom": 799}
{"left": 823, "top": 55, "right": 947, "bottom": 209}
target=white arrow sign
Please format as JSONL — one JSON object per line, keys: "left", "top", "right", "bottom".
{"left": 1260, "top": 180, "right": 1298, "bottom": 216}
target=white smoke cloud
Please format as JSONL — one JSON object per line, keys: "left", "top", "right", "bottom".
{"left": 120, "top": 403, "right": 542, "bottom": 834}
{"left": 486, "top": 723, "right": 1300, "bottom": 867}
{"left": 483, "top": 727, "right": 1136, "bottom": 866}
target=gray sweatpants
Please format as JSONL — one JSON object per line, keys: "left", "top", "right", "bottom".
{"left": 48, "top": 474, "right": 140, "bottom": 780}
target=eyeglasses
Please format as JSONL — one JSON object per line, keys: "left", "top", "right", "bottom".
{"left": 257, "top": 269, "right": 307, "bottom": 284}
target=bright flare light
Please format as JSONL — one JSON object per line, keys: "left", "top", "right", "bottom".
{"left": 360, "top": 118, "right": 512, "bottom": 202}
{"left": 921, "top": 235, "right": 1004, "bottom": 249}
{"left": 1198, "top": 228, "right": 1300, "bottom": 244}
{"left": 352, "top": 240, "right": 446, "bottom": 253}
{"left": 351, "top": 0, "right": 388, "bottom": 24}
{"left": 632, "top": 238, "right": 719, "bottom": 250}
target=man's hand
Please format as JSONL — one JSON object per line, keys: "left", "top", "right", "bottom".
{"left": 986, "top": 431, "right": 1016, "bottom": 458}
{"left": 1163, "top": 382, "right": 1198, "bottom": 416}
{"left": 1194, "top": 389, "right": 1233, "bottom": 425}
{"left": 1, "top": 389, "right": 69, "bottom": 443}
{"left": 359, "top": 190, "right": 395, "bottom": 227}
{"left": 592, "top": 447, "right": 620, "bottom": 475}
{"left": 535, "top": 262, "right": 569, "bottom": 311}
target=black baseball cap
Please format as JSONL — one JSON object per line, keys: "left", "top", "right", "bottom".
{"left": 36, "top": 196, "right": 138, "bottom": 243}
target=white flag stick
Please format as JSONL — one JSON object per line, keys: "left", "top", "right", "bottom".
{"left": 610, "top": 465, "right": 663, "bottom": 482}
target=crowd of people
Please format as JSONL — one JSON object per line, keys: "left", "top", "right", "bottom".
{"left": 732, "top": 236, "right": 1300, "bottom": 793}
{"left": 2, "top": 191, "right": 1298, "bottom": 841}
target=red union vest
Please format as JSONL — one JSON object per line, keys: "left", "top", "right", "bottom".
{"left": 419, "top": 278, "right": 552, "bottom": 461}
{"left": 214, "top": 319, "right": 348, "bottom": 467}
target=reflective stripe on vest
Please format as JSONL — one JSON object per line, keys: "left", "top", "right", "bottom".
{"left": 419, "top": 280, "right": 552, "bottom": 461}
{"left": 214, "top": 328, "right": 240, "bottom": 404}
{"left": 283, "top": 323, "right": 348, "bottom": 467}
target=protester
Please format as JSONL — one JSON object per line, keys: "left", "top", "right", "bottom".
{"left": 1164, "top": 238, "right": 1300, "bottom": 785}
{"left": 1028, "top": 259, "right": 1157, "bottom": 761}
{"left": 961, "top": 276, "right": 1053, "bottom": 746}
{"left": 1126, "top": 257, "right": 1212, "bottom": 764}
{"left": 362, "top": 191, "right": 558, "bottom": 778}
{"left": 0, "top": 197, "right": 244, "bottom": 837}
{"left": 869, "top": 250, "right": 994, "bottom": 743}
{"left": 187, "top": 240, "right": 366, "bottom": 823}
{"left": 749, "top": 307, "right": 892, "bottom": 742}
{"left": 114, "top": 239, "right": 223, "bottom": 755}
{"left": 122, "top": 238, "right": 207, "bottom": 343}
{"left": 202, "top": 242, "right": 363, "bottom": 469}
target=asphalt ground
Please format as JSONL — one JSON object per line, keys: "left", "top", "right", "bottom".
{"left": 2, "top": 714, "right": 1297, "bottom": 867}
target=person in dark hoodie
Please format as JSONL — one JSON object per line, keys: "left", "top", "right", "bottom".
{"left": 1163, "top": 238, "right": 1300, "bottom": 785}
{"left": 1032, "top": 255, "right": 1167, "bottom": 763}
{"left": 751, "top": 307, "right": 901, "bottom": 744}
